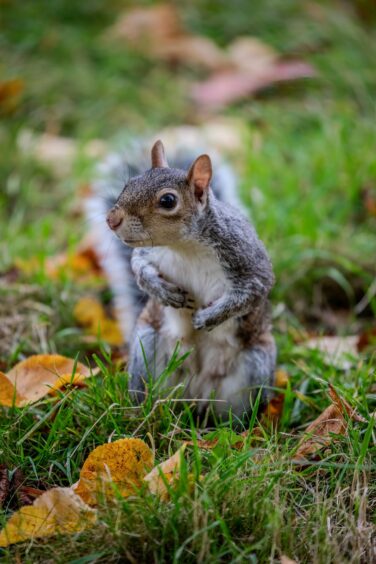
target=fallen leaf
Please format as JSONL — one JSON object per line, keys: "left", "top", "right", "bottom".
{"left": 109, "top": 4, "right": 182, "bottom": 46}
{"left": 0, "top": 487, "right": 96, "bottom": 547}
{"left": 192, "top": 60, "right": 315, "bottom": 109}
{"left": 261, "top": 369, "right": 289, "bottom": 424}
{"left": 227, "top": 37, "right": 277, "bottom": 73}
{"left": 0, "top": 354, "right": 97, "bottom": 407}
{"left": 361, "top": 187, "right": 376, "bottom": 217}
{"left": 294, "top": 384, "right": 366, "bottom": 461}
{"left": 0, "top": 372, "right": 25, "bottom": 407}
{"left": 183, "top": 438, "right": 218, "bottom": 450}
{"left": 144, "top": 445, "right": 186, "bottom": 500}
{"left": 280, "top": 556, "right": 298, "bottom": 564}
{"left": 0, "top": 78, "right": 24, "bottom": 114}
{"left": 10, "top": 469, "right": 45, "bottom": 508}
{"left": 75, "top": 438, "right": 154, "bottom": 506}
{"left": 45, "top": 236, "right": 104, "bottom": 282}
{"left": 108, "top": 4, "right": 226, "bottom": 70}
{"left": 74, "top": 297, "right": 123, "bottom": 346}
{"left": 304, "top": 335, "right": 359, "bottom": 369}
{"left": 153, "top": 35, "right": 227, "bottom": 70}
{"left": 18, "top": 130, "right": 106, "bottom": 176}
{"left": 357, "top": 326, "right": 376, "bottom": 352}
{"left": 0, "top": 465, "right": 10, "bottom": 509}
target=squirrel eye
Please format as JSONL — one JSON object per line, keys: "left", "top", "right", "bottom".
{"left": 159, "top": 193, "right": 177, "bottom": 210}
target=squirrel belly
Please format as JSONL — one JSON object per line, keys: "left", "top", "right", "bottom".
{"left": 141, "top": 242, "right": 242, "bottom": 408}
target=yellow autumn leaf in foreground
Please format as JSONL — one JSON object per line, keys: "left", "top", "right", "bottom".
{"left": 74, "top": 297, "right": 123, "bottom": 346}
{"left": 0, "top": 354, "right": 97, "bottom": 407}
{"left": 144, "top": 445, "right": 186, "bottom": 500}
{"left": 75, "top": 438, "right": 154, "bottom": 506}
{"left": 0, "top": 487, "right": 96, "bottom": 547}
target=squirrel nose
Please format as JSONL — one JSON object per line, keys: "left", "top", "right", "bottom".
{"left": 107, "top": 207, "right": 124, "bottom": 231}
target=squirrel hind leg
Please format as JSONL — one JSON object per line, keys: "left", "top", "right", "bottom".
{"left": 214, "top": 332, "right": 277, "bottom": 420}
{"left": 128, "top": 308, "right": 169, "bottom": 404}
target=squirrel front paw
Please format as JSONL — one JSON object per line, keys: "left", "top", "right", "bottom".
{"left": 192, "top": 308, "right": 217, "bottom": 331}
{"left": 156, "top": 281, "right": 195, "bottom": 309}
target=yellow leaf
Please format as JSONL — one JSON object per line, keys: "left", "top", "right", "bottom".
{"left": 0, "top": 354, "right": 97, "bottom": 407}
{"left": 0, "top": 487, "right": 96, "bottom": 547}
{"left": 74, "top": 297, "right": 123, "bottom": 346}
{"left": 74, "top": 297, "right": 104, "bottom": 327}
{"left": 144, "top": 445, "right": 186, "bottom": 500}
{"left": 75, "top": 438, "right": 154, "bottom": 506}
{"left": 261, "top": 369, "right": 289, "bottom": 424}
{"left": 0, "top": 372, "right": 25, "bottom": 407}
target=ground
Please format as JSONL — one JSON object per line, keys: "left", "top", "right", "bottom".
{"left": 0, "top": 1, "right": 375, "bottom": 562}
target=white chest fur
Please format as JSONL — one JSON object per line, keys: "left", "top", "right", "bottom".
{"left": 149, "top": 242, "right": 240, "bottom": 387}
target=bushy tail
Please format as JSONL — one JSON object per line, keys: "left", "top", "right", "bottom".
{"left": 85, "top": 134, "right": 242, "bottom": 342}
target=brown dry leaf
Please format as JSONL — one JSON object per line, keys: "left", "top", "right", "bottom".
{"left": 183, "top": 438, "right": 218, "bottom": 450}
{"left": 0, "top": 78, "right": 24, "bottom": 114}
{"left": 108, "top": 4, "right": 226, "bottom": 70}
{"left": 357, "top": 326, "right": 376, "bottom": 352}
{"left": 362, "top": 187, "right": 376, "bottom": 217}
{"left": 144, "top": 445, "right": 186, "bottom": 500}
{"left": 0, "top": 465, "right": 10, "bottom": 509}
{"left": 0, "top": 487, "right": 96, "bottom": 547}
{"left": 304, "top": 335, "right": 359, "bottom": 369}
{"left": 294, "top": 385, "right": 366, "bottom": 461}
{"left": 154, "top": 35, "right": 227, "bottom": 70}
{"left": 75, "top": 438, "right": 154, "bottom": 506}
{"left": 18, "top": 130, "right": 106, "bottom": 176}
{"left": 109, "top": 4, "right": 182, "bottom": 46}
{"left": 10, "top": 469, "right": 46, "bottom": 508}
{"left": 74, "top": 297, "right": 123, "bottom": 346}
{"left": 0, "top": 354, "right": 97, "bottom": 407}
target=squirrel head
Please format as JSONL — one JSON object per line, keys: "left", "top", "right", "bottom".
{"left": 106, "top": 140, "right": 213, "bottom": 247}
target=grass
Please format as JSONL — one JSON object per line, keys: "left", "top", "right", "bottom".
{"left": 0, "top": 0, "right": 375, "bottom": 562}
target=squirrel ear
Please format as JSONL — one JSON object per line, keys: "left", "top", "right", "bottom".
{"left": 187, "top": 154, "right": 212, "bottom": 202}
{"left": 151, "top": 140, "right": 169, "bottom": 168}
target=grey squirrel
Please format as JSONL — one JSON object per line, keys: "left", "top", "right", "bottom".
{"left": 87, "top": 139, "right": 276, "bottom": 418}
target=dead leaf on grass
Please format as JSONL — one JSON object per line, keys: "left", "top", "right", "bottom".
{"left": 357, "top": 326, "right": 376, "bottom": 352}
{"left": 192, "top": 59, "right": 315, "bottom": 110}
{"left": 304, "top": 335, "right": 359, "bottom": 369}
{"left": 0, "top": 465, "right": 10, "bottom": 509}
{"left": 0, "top": 487, "right": 96, "bottom": 547}
{"left": 74, "top": 297, "right": 123, "bottom": 346}
{"left": 294, "top": 384, "right": 366, "bottom": 461}
{"left": 108, "top": 4, "right": 226, "bottom": 70}
{"left": 144, "top": 445, "right": 186, "bottom": 500}
{"left": 0, "top": 354, "right": 97, "bottom": 407}
{"left": 75, "top": 438, "right": 154, "bottom": 506}
{"left": 0, "top": 78, "right": 24, "bottom": 114}
{"left": 18, "top": 130, "right": 106, "bottom": 176}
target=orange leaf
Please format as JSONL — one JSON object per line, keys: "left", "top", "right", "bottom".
{"left": 75, "top": 438, "right": 154, "bottom": 506}
{"left": 0, "top": 487, "right": 96, "bottom": 547}
{"left": 0, "top": 372, "right": 25, "bottom": 407}
{"left": 0, "top": 355, "right": 97, "bottom": 407}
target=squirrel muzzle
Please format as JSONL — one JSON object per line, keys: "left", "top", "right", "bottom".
{"left": 107, "top": 206, "right": 125, "bottom": 231}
